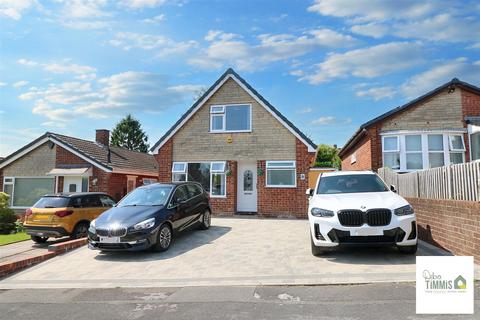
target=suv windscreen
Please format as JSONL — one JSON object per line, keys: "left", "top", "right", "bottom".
{"left": 34, "top": 197, "right": 70, "bottom": 208}
{"left": 117, "top": 185, "right": 173, "bottom": 207}
{"left": 317, "top": 174, "right": 389, "bottom": 194}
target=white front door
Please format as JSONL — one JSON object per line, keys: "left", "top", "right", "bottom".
{"left": 63, "top": 176, "right": 82, "bottom": 193}
{"left": 237, "top": 161, "right": 257, "bottom": 212}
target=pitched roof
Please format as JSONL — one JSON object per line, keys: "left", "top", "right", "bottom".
{"left": 0, "top": 132, "right": 158, "bottom": 176}
{"left": 338, "top": 78, "right": 480, "bottom": 158}
{"left": 150, "top": 68, "right": 317, "bottom": 153}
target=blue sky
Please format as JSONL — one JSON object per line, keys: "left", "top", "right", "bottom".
{"left": 1, "top": 0, "right": 480, "bottom": 157}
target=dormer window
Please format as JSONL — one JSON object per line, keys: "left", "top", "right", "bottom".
{"left": 210, "top": 104, "right": 252, "bottom": 132}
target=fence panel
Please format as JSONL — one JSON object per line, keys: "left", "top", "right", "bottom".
{"left": 378, "top": 161, "right": 480, "bottom": 201}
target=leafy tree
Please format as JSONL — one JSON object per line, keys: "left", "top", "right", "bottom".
{"left": 110, "top": 114, "right": 150, "bottom": 152}
{"left": 314, "top": 144, "right": 341, "bottom": 169}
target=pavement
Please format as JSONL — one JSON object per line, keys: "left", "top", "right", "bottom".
{"left": 0, "top": 283, "right": 478, "bottom": 319}
{"left": 0, "top": 218, "right": 479, "bottom": 289}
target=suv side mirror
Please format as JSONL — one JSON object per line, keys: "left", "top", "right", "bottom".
{"left": 306, "top": 188, "right": 314, "bottom": 197}
{"left": 390, "top": 185, "right": 397, "bottom": 193}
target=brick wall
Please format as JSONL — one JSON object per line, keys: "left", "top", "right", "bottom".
{"left": 56, "top": 146, "right": 89, "bottom": 166}
{"left": 257, "top": 139, "right": 314, "bottom": 218}
{"left": 156, "top": 139, "right": 173, "bottom": 183}
{"left": 210, "top": 160, "right": 237, "bottom": 215}
{"left": 341, "top": 134, "right": 373, "bottom": 171}
{"left": 407, "top": 197, "right": 480, "bottom": 262}
{"left": 461, "top": 88, "right": 480, "bottom": 162}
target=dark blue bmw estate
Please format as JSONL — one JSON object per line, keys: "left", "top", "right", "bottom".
{"left": 87, "top": 182, "right": 211, "bottom": 252}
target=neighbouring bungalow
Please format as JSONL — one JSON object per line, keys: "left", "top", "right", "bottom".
{"left": 0, "top": 129, "right": 158, "bottom": 213}
{"left": 339, "top": 78, "right": 480, "bottom": 172}
{"left": 151, "top": 68, "right": 318, "bottom": 218}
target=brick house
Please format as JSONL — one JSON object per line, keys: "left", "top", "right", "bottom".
{"left": 339, "top": 78, "right": 480, "bottom": 172}
{"left": 0, "top": 129, "right": 158, "bottom": 212}
{"left": 151, "top": 68, "right": 317, "bottom": 218}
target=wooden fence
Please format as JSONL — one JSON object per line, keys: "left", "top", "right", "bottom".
{"left": 378, "top": 161, "right": 480, "bottom": 202}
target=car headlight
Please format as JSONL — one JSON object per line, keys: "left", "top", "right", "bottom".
{"left": 133, "top": 218, "right": 156, "bottom": 230}
{"left": 89, "top": 219, "right": 96, "bottom": 231}
{"left": 310, "top": 207, "right": 334, "bottom": 217}
{"left": 394, "top": 205, "right": 414, "bottom": 216}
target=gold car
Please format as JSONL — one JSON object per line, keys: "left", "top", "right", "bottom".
{"left": 24, "top": 192, "right": 116, "bottom": 243}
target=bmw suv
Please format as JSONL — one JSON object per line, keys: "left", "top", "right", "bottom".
{"left": 306, "top": 171, "right": 417, "bottom": 255}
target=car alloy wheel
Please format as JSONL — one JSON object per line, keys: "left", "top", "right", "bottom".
{"left": 159, "top": 225, "right": 172, "bottom": 249}
{"left": 203, "top": 210, "right": 211, "bottom": 227}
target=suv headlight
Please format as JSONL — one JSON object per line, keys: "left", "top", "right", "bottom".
{"left": 394, "top": 205, "right": 414, "bottom": 216}
{"left": 310, "top": 208, "right": 334, "bottom": 217}
{"left": 133, "top": 218, "right": 156, "bottom": 230}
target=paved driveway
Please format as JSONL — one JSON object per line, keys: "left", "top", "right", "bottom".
{"left": 1, "top": 218, "right": 478, "bottom": 289}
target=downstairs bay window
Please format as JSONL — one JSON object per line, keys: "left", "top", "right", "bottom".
{"left": 382, "top": 132, "right": 466, "bottom": 171}
{"left": 171, "top": 161, "right": 227, "bottom": 197}
{"left": 266, "top": 161, "right": 296, "bottom": 187}
{"left": 3, "top": 177, "right": 55, "bottom": 208}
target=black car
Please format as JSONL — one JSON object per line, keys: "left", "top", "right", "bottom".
{"left": 87, "top": 182, "right": 211, "bottom": 252}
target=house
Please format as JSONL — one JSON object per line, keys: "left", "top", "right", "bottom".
{"left": 0, "top": 129, "right": 158, "bottom": 212}
{"left": 339, "top": 78, "right": 480, "bottom": 172}
{"left": 151, "top": 68, "right": 317, "bottom": 218}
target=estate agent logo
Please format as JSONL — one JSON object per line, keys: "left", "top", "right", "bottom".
{"left": 416, "top": 256, "right": 474, "bottom": 314}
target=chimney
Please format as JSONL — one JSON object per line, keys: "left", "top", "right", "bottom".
{"left": 95, "top": 129, "right": 110, "bottom": 146}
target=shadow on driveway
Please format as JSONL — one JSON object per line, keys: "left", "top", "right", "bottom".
{"left": 93, "top": 225, "right": 231, "bottom": 262}
{"left": 318, "top": 246, "right": 416, "bottom": 265}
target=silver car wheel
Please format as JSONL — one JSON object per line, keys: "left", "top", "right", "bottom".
{"left": 159, "top": 225, "right": 171, "bottom": 249}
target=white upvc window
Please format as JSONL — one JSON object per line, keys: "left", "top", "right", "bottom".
{"left": 2, "top": 176, "right": 55, "bottom": 208}
{"left": 381, "top": 131, "right": 466, "bottom": 171}
{"left": 171, "top": 161, "right": 227, "bottom": 197}
{"left": 382, "top": 136, "right": 400, "bottom": 170}
{"left": 210, "top": 104, "right": 252, "bottom": 132}
{"left": 448, "top": 134, "right": 466, "bottom": 164}
{"left": 350, "top": 152, "right": 357, "bottom": 164}
{"left": 266, "top": 161, "right": 296, "bottom": 188}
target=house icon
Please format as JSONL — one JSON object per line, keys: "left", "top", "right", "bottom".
{"left": 454, "top": 275, "right": 467, "bottom": 289}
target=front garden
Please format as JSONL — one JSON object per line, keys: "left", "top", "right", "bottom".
{"left": 0, "top": 192, "right": 28, "bottom": 246}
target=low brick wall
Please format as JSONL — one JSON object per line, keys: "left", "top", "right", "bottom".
{"left": 406, "top": 197, "right": 480, "bottom": 262}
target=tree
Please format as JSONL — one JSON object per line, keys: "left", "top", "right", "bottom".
{"left": 110, "top": 114, "right": 150, "bottom": 152}
{"left": 314, "top": 144, "right": 341, "bottom": 169}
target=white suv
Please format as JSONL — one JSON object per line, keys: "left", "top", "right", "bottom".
{"left": 307, "top": 171, "right": 417, "bottom": 256}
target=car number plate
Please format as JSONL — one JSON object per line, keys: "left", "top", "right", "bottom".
{"left": 351, "top": 228, "right": 383, "bottom": 236}
{"left": 34, "top": 214, "right": 50, "bottom": 220}
{"left": 99, "top": 236, "right": 120, "bottom": 243}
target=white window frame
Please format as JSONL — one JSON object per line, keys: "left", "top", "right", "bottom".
{"left": 265, "top": 160, "right": 297, "bottom": 188}
{"left": 209, "top": 104, "right": 252, "bottom": 133}
{"left": 170, "top": 161, "right": 227, "bottom": 198}
{"left": 2, "top": 176, "right": 55, "bottom": 209}
{"left": 382, "top": 135, "right": 400, "bottom": 170}
{"left": 172, "top": 162, "right": 187, "bottom": 173}
{"left": 404, "top": 134, "right": 423, "bottom": 171}
{"left": 381, "top": 131, "right": 467, "bottom": 172}
{"left": 350, "top": 152, "right": 357, "bottom": 164}
{"left": 448, "top": 134, "right": 466, "bottom": 152}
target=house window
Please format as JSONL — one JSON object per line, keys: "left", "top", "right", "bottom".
{"left": 142, "top": 178, "right": 158, "bottom": 185}
{"left": 3, "top": 177, "right": 55, "bottom": 208}
{"left": 350, "top": 152, "right": 357, "bottom": 164}
{"left": 172, "top": 162, "right": 187, "bottom": 181}
{"left": 172, "top": 162, "right": 227, "bottom": 197}
{"left": 210, "top": 104, "right": 251, "bottom": 132}
{"left": 428, "top": 134, "right": 445, "bottom": 168}
{"left": 471, "top": 131, "right": 480, "bottom": 161}
{"left": 448, "top": 134, "right": 466, "bottom": 164}
{"left": 266, "top": 161, "right": 296, "bottom": 187}
{"left": 382, "top": 136, "right": 400, "bottom": 170}
{"left": 405, "top": 135, "right": 423, "bottom": 170}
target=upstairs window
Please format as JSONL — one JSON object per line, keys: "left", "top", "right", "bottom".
{"left": 210, "top": 104, "right": 251, "bottom": 132}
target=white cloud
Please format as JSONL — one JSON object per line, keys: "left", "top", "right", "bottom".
{"left": 60, "top": 0, "right": 108, "bottom": 19}
{"left": 0, "top": 0, "right": 38, "bottom": 20}
{"left": 298, "top": 107, "right": 313, "bottom": 114}
{"left": 356, "top": 86, "right": 396, "bottom": 101}
{"left": 108, "top": 32, "right": 197, "bottom": 58}
{"left": 311, "top": 116, "right": 335, "bottom": 125}
{"left": 393, "top": 14, "right": 480, "bottom": 43}
{"left": 350, "top": 22, "right": 389, "bottom": 38}
{"left": 0, "top": 82, "right": 7, "bottom": 87}
{"left": 13, "top": 80, "right": 29, "bottom": 88}
{"left": 308, "top": 0, "right": 441, "bottom": 21}
{"left": 300, "top": 42, "right": 425, "bottom": 84}
{"left": 19, "top": 71, "right": 202, "bottom": 122}
{"left": 17, "top": 59, "right": 97, "bottom": 80}
{"left": 401, "top": 59, "right": 480, "bottom": 98}
{"left": 189, "top": 29, "right": 358, "bottom": 71}
{"left": 142, "top": 14, "right": 165, "bottom": 23}
{"left": 120, "top": 0, "right": 167, "bottom": 9}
